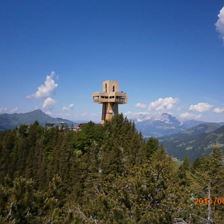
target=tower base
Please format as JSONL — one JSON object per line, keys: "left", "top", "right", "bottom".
{"left": 101, "top": 103, "right": 118, "bottom": 123}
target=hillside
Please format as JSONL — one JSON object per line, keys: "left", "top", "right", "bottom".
{"left": 160, "top": 123, "right": 224, "bottom": 160}
{"left": 0, "top": 115, "right": 223, "bottom": 223}
{"left": 0, "top": 109, "right": 75, "bottom": 131}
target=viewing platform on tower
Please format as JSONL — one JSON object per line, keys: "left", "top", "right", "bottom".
{"left": 92, "top": 80, "right": 128, "bottom": 123}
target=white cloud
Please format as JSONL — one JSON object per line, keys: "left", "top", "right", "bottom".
{"left": 10, "top": 107, "right": 18, "bottom": 113}
{"left": 45, "top": 110, "right": 53, "bottom": 116}
{"left": 125, "top": 111, "right": 152, "bottom": 122}
{"left": 136, "top": 102, "right": 147, "bottom": 109}
{"left": 0, "top": 107, "right": 8, "bottom": 113}
{"left": 62, "top": 103, "right": 74, "bottom": 111}
{"left": 42, "top": 97, "right": 56, "bottom": 109}
{"left": 215, "top": 6, "right": 224, "bottom": 41}
{"left": 27, "top": 72, "right": 59, "bottom": 110}
{"left": 179, "top": 112, "right": 201, "bottom": 120}
{"left": 0, "top": 107, "right": 18, "bottom": 114}
{"left": 28, "top": 72, "right": 58, "bottom": 99}
{"left": 213, "top": 107, "right": 224, "bottom": 113}
{"left": 148, "top": 97, "right": 177, "bottom": 111}
{"left": 189, "top": 102, "right": 212, "bottom": 112}
{"left": 80, "top": 112, "right": 99, "bottom": 117}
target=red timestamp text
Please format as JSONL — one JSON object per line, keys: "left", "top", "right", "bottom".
{"left": 194, "top": 197, "right": 224, "bottom": 205}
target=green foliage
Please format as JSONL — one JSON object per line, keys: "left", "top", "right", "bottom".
{"left": 145, "top": 137, "right": 161, "bottom": 158}
{"left": 0, "top": 116, "right": 223, "bottom": 223}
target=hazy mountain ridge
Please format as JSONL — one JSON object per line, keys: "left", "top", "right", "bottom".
{"left": 1, "top": 110, "right": 224, "bottom": 161}
{"left": 160, "top": 122, "right": 224, "bottom": 160}
{"left": 135, "top": 113, "right": 205, "bottom": 137}
{"left": 135, "top": 113, "right": 224, "bottom": 160}
{"left": 0, "top": 109, "right": 76, "bottom": 131}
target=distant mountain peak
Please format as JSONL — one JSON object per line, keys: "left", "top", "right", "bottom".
{"left": 33, "top": 109, "right": 42, "bottom": 112}
{"left": 158, "top": 113, "right": 180, "bottom": 125}
{"left": 136, "top": 113, "right": 181, "bottom": 125}
{"left": 135, "top": 113, "right": 205, "bottom": 137}
{"left": 29, "top": 109, "right": 45, "bottom": 114}
{"left": 0, "top": 109, "right": 76, "bottom": 131}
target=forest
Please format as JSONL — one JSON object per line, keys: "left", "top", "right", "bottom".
{"left": 0, "top": 115, "right": 223, "bottom": 224}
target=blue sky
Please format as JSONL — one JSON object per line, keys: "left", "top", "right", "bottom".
{"left": 0, "top": 0, "right": 224, "bottom": 122}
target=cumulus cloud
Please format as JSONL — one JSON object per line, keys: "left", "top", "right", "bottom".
{"left": 179, "top": 112, "right": 201, "bottom": 120}
{"left": 62, "top": 104, "right": 74, "bottom": 111}
{"left": 189, "top": 102, "right": 212, "bottom": 112}
{"left": 215, "top": 6, "right": 224, "bottom": 41}
{"left": 27, "top": 72, "right": 58, "bottom": 110}
{"left": 42, "top": 97, "right": 56, "bottom": 109}
{"left": 136, "top": 102, "right": 147, "bottom": 109}
{"left": 213, "top": 107, "right": 224, "bottom": 113}
{"left": 148, "top": 97, "right": 177, "bottom": 111}
{"left": 28, "top": 72, "right": 58, "bottom": 99}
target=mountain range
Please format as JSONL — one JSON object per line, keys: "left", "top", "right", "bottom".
{"left": 135, "top": 113, "right": 203, "bottom": 137}
{"left": 160, "top": 123, "right": 224, "bottom": 160}
{"left": 134, "top": 113, "right": 224, "bottom": 160}
{"left": 0, "top": 111, "right": 200, "bottom": 136}
{"left": 0, "top": 109, "right": 76, "bottom": 131}
{"left": 1, "top": 110, "right": 224, "bottom": 160}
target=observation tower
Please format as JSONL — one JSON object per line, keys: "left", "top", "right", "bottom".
{"left": 92, "top": 80, "right": 128, "bottom": 123}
